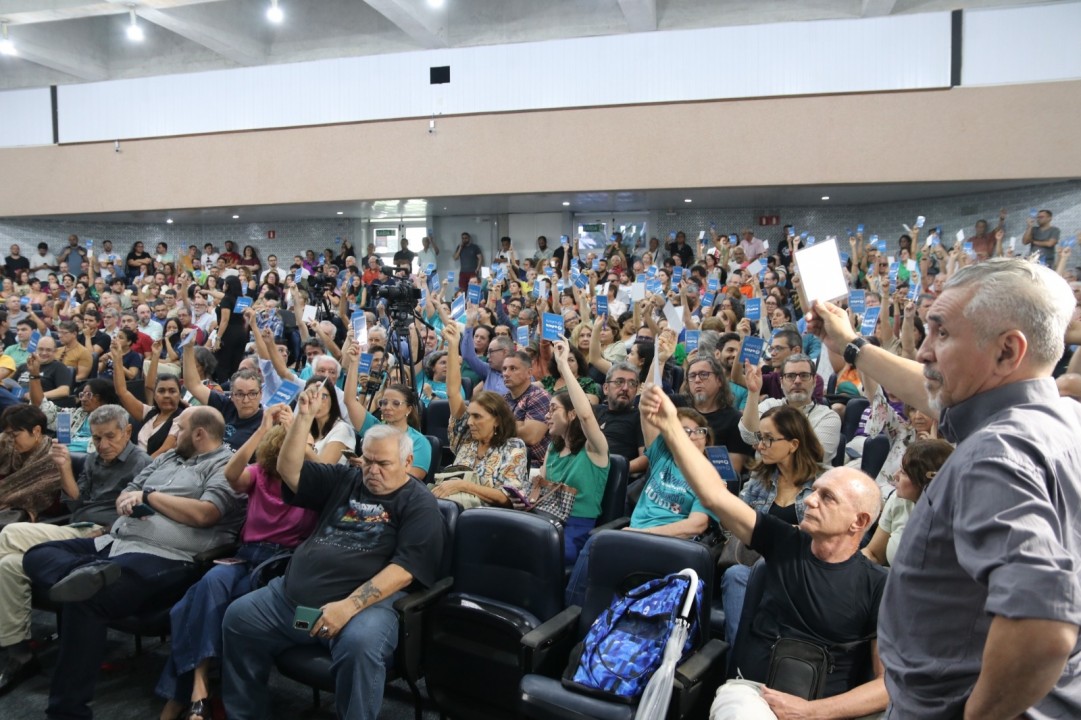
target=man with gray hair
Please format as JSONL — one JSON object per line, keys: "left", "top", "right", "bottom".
{"left": 739, "top": 352, "right": 842, "bottom": 461}
{"left": 812, "top": 258, "right": 1081, "bottom": 720}
{"left": 0, "top": 405, "right": 151, "bottom": 694}
{"left": 221, "top": 389, "right": 445, "bottom": 720}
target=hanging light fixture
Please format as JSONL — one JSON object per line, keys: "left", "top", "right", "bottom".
{"left": 0, "top": 22, "right": 16, "bottom": 56}
{"left": 126, "top": 7, "right": 144, "bottom": 42}
{"left": 266, "top": 0, "right": 284, "bottom": 24}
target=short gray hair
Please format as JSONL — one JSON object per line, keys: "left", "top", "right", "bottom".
{"left": 362, "top": 424, "right": 413, "bottom": 465}
{"left": 88, "top": 404, "right": 130, "bottom": 430}
{"left": 489, "top": 337, "right": 514, "bottom": 354}
{"left": 780, "top": 353, "right": 814, "bottom": 374}
{"left": 605, "top": 362, "right": 639, "bottom": 383}
{"left": 696, "top": 330, "right": 724, "bottom": 359}
{"left": 312, "top": 354, "right": 341, "bottom": 378}
{"left": 944, "top": 258, "right": 1075, "bottom": 366}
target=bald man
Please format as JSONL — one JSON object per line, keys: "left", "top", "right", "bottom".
{"left": 639, "top": 385, "right": 888, "bottom": 720}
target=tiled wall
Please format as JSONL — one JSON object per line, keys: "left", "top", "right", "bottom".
{"left": 1, "top": 180, "right": 1078, "bottom": 266}
{"left": 653, "top": 180, "right": 1081, "bottom": 255}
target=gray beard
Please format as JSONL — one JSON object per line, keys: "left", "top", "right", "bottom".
{"left": 786, "top": 390, "right": 810, "bottom": 406}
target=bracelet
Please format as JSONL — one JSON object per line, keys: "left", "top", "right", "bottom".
{"left": 142, "top": 487, "right": 156, "bottom": 505}
{"left": 28, "top": 375, "right": 41, "bottom": 380}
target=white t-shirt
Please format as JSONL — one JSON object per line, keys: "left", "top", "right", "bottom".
{"left": 879, "top": 493, "right": 915, "bottom": 566}
{"left": 314, "top": 418, "right": 356, "bottom": 465}
{"left": 33, "top": 252, "right": 57, "bottom": 282}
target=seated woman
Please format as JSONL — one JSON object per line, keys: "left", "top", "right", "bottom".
{"left": 539, "top": 344, "right": 601, "bottom": 404}
{"left": 99, "top": 329, "right": 143, "bottom": 381}
{"left": 0, "top": 406, "right": 62, "bottom": 524}
{"left": 343, "top": 340, "right": 430, "bottom": 478}
{"left": 863, "top": 438, "right": 953, "bottom": 567}
{"left": 542, "top": 340, "right": 611, "bottom": 565}
{"left": 436, "top": 324, "right": 528, "bottom": 507}
{"left": 113, "top": 366, "right": 187, "bottom": 458}
{"left": 30, "top": 350, "right": 118, "bottom": 452}
{"left": 721, "top": 403, "right": 824, "bottom": 643}
{"left": 565, "top": 400, "right": 718, "bottom": 606}
{"left": 299, "top": 376, "right": 355, "bottom": 465}
{"left": 157, "top": 406, "right": 317, "bottom": 720}
{"left": 415, "top": 350, "right": 465, "bottom": 408}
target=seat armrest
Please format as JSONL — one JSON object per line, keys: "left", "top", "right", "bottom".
{"left": 394, "top": 576, "right": 453, "bottom": 616}
{"left": 673, "top": 638, "right": 729, "bottom": 717}
{"left": 193, "top": 543, "right": 238, "bottom": 564}
{"left": 40, "top": 513, "right": 73, "bottom": 526}
{"left": 588, "top": 517, "right": 630, "bottom": 536}
{"left": 395, "top": 576, "right": 453, "bottom": 684}
{"left": 521, "top": 605, "right": 581, "bottom": 675}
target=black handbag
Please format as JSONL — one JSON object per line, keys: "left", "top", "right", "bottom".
{"left": 766, "top": 637, "right": 831, "bottom": 700}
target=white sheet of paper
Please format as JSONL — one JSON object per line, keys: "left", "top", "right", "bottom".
{"left": 887, "top": 255, "right": 895, "bottom": 265}
{"left": 630, "top": 282, "right": 645, "bottom": 301}
{"left": 746, "top": 259, "right": 764, "bottom": 277}
{"left": 662, "top": 302, "right": 685, "bottom": 335}
{"left": 955, "top": 229, "right": 965, "bottom": 244}
{"left": 906, "top": 259, "right": 917, "bottom": 272}
{"left": 794, "top": 238, "right": 849, "bottom": 307}
{"left": 763, "top": 240, "right": 770, "bottom": 251}
{"left": 302, "top": 305, "right": 317, "bottom": 324}
{"left": 1010, "top": 236, "right": 1017, "bottom": 250}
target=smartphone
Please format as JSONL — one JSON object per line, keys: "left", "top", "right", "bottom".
{"left": 69, "top": 521, "right": 97, "bottom": 529}
{"left": 130, "top": 503, "right": 156, "bottom": 519}
{"left": 213, "top": 557, "right": 247, "bottom": 566}
{"left": 293, "top": 605, "right": 323, "bottom": 631}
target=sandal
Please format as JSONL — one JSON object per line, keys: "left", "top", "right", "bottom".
{"left": 187, "top": 699, "right": 210, "bottom": 720}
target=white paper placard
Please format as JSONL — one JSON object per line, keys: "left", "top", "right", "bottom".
{"left": 662, "top": 302, "right": 685, "bottom": 335}
{"left": 746, "top": 259, "right": 764, "bottom": 277}
{"left": 794, "top": 237, "right": 849, "bottom": 307}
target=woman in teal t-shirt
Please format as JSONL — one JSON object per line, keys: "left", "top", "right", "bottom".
{"left": 543, "top": 340, "right": 610, "bottom": 565}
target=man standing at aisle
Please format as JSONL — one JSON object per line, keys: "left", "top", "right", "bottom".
{"left": 453, "top": 232, "right": 484, "bottom": 293}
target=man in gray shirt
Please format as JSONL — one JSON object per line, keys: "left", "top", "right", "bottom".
{"left": 22, "top": 406, "right": 245, "bottom": 719}
{"left": 812, "top": 258, "right": 1081, "bottom": 720}
{"left": 1022, "top": 208, "right": 1061, "bottom": 266}
{"left": 0, "top": 405, "right": 151, "bottom": 695}
{"left": 453, "top": 231, "right": 484, "bottom": 292}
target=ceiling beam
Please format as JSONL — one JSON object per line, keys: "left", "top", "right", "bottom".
{"left": 361, "top": 0, "right": 446, "bottom": 49}
{"left": 861, "top": 0, "right": 898, "bottom": 18}
{"left": 5, "top": 25, "right": 108, "bottom": 81}
{"left": 617, "top": 0, "right": 657, "bottom": 33}
{"left": 137, "top": 5, "right": 266, "bottom": 66}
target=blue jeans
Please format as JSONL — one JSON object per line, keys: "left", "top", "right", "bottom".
{"left": 221, "top": 576, "right": 404, "bottom": 720}
{"left": 155, "top": 542, "right": 285, "bottom": 703}
{"left": 564, "top": 532, "right": 597, "bottom": 607}
{"left": 722, "top": 564, "right": 752, "bottom": 644}
{"left": 563, "top": 516, "right": 596, "bottom": 567}
{"left": 22, "top": 538, "right": 197, "bottom": 720}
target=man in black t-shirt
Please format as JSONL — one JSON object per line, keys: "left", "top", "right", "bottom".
{"left": 639, "top": 386, "right": 888, "bottom": 720}
{"left": 3, "top": 244, "right": 30, "bottom": 282}
{"left": 221, "top": 395, "right": 445, "bottom": 720}
{"left": 392, "top": 239, "right": 416, "bottom": 271}
{"left": 593, "top": 362, "right": 647, "bottom": 477}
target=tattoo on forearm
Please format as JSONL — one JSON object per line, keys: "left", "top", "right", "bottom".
{"left": 350, "top": 582, "right": 382, "bottom": 610}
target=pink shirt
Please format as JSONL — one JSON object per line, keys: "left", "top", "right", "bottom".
{"left": 241, "top": 464, "right": 319, "bottom": 548}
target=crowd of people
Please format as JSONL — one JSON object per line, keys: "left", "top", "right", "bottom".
{"left": 0, "top": 206, "right": 1077, "bottom": 720}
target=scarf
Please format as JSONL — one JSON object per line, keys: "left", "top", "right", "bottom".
{"left": 0, "top": 433, "right": 62, "bottom": 521}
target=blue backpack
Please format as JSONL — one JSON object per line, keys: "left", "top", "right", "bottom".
{"left": 561, "top": 571, "right": 703, "bottom": 703}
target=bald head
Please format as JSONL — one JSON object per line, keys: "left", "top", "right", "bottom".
{"left": 802, "top": 467, "right": 883, "bottom": 549}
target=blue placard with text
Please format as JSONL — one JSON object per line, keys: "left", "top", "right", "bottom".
{"left": 706, "top": 446, "right": 739, "bottom": 493}
{"left": 860, "top": 306, "right": 881, "bottom": 336}
{"left": 357, "top": 353, "right": 373, "bottom": 376}
{"left": 269, "top": 380, "right": 302, "bottom": 406}
{"left": 541, "top": 313, "right": 564, "bottom": 341}
{"left": 516, "top": 325, "right": 530, "bottom": 348}
{"left": 596, "top": 296, "right": 608, "bottom": 317}
{"left": 745, "top": 298, "right": 761, "bottom": 321}
{"left": 739, "top": 336, "right": 765, "bottom": 367}
{"left": 849, "top": 290, "right": 866, "bottom": 314}
{"left": 234, "top": 296, "right": 252, "bottom": 313}
{"left": 467, "top": 283, "right": 482, "bottom": 305}
{"left": 685, "top": 330, "right": 700, "bottom": 352}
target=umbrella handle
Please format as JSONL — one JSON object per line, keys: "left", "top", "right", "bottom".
{"left": 674, "top": 568, "right": 698, "bottom": 621}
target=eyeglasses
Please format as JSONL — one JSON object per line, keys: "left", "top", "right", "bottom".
{"left": 231, "top": 390, "right": 260, "bottom": 400}
{"left": 753, "top": 433, "right": 787, "bottom": 448}
{"left": 378, "top": 399, "right": 407, "bottom": 408}
{"left": 488, "top": 347, "right": 507, "bottom": 355}
{"left": 687, "top": 371, "right": 715, "bottom": 381}
{"left": 494, "top": 332, "right": 511, "bottom": 337}
{"left": 606, "top": 378, "right": 639, "bottom": 388}
{"left": 770, "top": 345, "right": 790, "bottom": 353}
{"left": 683, "top": 427, "right": 709, "bottom": 438}
{"left": 781, "top": 372, "right": 813, "bottom": 382}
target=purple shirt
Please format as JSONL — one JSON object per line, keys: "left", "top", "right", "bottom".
{"left": 242, "top": 464, "right": 319, "bottom": 548}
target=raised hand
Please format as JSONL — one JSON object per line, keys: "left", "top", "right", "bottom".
{"left": 656, "top": 329, "right": 677, "bottom": 364}
{"left": 553, "top": 339, "right": 570, "bottom": 368}
{"left": 744, "top": 360, "right": 763, "bottom": 394}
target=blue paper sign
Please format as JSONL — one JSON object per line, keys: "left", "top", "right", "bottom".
{"left": 702, "top": 292, "right": 715, "bottom": 309}
{"left": 234, "top": 296, "right": 253, "bottom": 313}
{"left": 596, "top": 295, "right": 609, "bottom": 317}
{"left": 57, "top": 411, "right": 72, "bottom": 445}
{"left": 560, "top": 235, "right": 569, "bottom": 246}
{"left": 541, "top": 313, "right": 564, "bottom": 341}
{"left": 685, "top": 330, "right": 700, "bottom": 352}
{"left": 85, "top": 239, "right": 93, "bottom": 250}
{"left": 706, "top": 446, "right": 739, "bottom": 493}
{"left": 745, "top": 298, "right": 762, "bottom": 321}
{"left": 544, "top": 266, "right": 555, "bottom": 278}
{"left": 636, "top": 273, "right": 646, "bottom": 284}
{"left": 849, "top": 289, "right": 866, "bottom": 314}
{"left": 797, "top": 317, "right": 807, "bottom": 334}
{"left": 806, "top": 235, "right": 816, "bottom": 247}
{"left": 800, "top": 232, "right": 808, "bottom": 240}
{"left": 840, "top": 252, "right": 850, "bottom": 263}
{"left": 27, "top": 331, "right": 40, "bottom": 353}
{"left": 357, "top": 353, "right": 373, "bottom": 376}
{"left": 294, "top": 268, "right": 304, "bottom": 283}
{"left": 645, "top": 279, "right": 663, "bottom": 295}
{"left": 429, "top": 272, "right": 440, "bottom": 290}
{"left": 446, "top": 271, "right": 456, "bottom": 285}
{"left": 647, "top": 265, "right": 658, "bottom": 279}
{"left": 425, "top": 263, "right": 435, "bottom": 276}
{"left": 1030, "top": 208, "right": 1039, "bottom": 218}
{"left": 516, "top": 325, "right": 530, "bottom": 348}
{"left": 450, "top": 296, "right": 466, "bottom": 323}
{"left": 908, "top": 281, "right": 921, "bottom": 301}
{"left": 269, "top": 380, "right": 302, "bottom": 406}
{"left": 739, "top": 336, "right": 765, "bottom": 367}
{"left": 672, "top": 267, "right": 684, "bottom": 284}
{"left": 962, "top": 242, "right": 974, "bottom": 255}
{"left": 467, "top": 283, "right": 482, "bottom": 305}
{"left": 570, "top": 258, "right": 579, "bottom": 270}
{"left": 857, "top": 224, "right": 865, "bottom": 234}
{"left": 860, "top": 306, "right": 881, "bottom": 336}
{"left": 574, "top": 272, "right": 589, "bottom": 290}
{"left": 350, "top": 310, "right": 368, "bottom": 344}
{"left": 668, "top": 232, "right": 677, "bottom": 240}
{"left": 591, "top": 259, "right": 600, "bottom": 272}
{"left": 729, "top": 234, "right": 738, "bottom": 245}
{"left": 707, "top": 278, "right": 719, "bottom": 292}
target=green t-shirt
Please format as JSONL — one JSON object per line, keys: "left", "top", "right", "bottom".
{"left": 544, "top": 447, "right": 609, "bottom": 519}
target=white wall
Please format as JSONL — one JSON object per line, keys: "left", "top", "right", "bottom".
{"left": 54, "top": 12, "right": 952, "bottom": 144}
{"left": 0, "top": 88, "right": 52, "bottom": 147}
{"left": 963, "top": 3, "right": 1081, "bottom": 86}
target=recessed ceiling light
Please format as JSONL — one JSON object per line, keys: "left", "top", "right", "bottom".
{"left": 166, "top": 218, "right": 173, "bottom": 224}
{"left": 266, "top": 0, "right": 284, "bottom": 24}
{"left": 684, "top": 199, "right": 692, "bottom": 203}
{"left": 0, "top": 23, "right": 16, "bottom": 56}
{"left": 428, "top": 0, "right": 445, "bottom": 8}
{"left": 232, "top": 215, "right": 239, "bottom": 219}
{"left": 821, "top": 195, "right": 830, "bottom": 201}
{"left": 562, "top": 201, "right": 570, "bottom": 207}
{"left": 126, "top": 8, "right": 144, "bottom": 42}
{"left": 336, "top": 211, "right": 344, "bottom": 215}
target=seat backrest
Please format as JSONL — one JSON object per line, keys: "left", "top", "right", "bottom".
{"left": 582, "top": 531, "right": 714, "bottom": 641}
{"left": 435, "top": 497, "right": 461, "bottom": 578}
{"left": 424, "top": 435, "right": 442, "bottom": 484}
{"left": 461, "top": 376, "right": 474, "bottom": 401}
{"left": 596, "top": 454, "right": 628, "bottom": 527}
{"left": 451, "top": 507, "right": 564, "bottom": 621}
{"left": 861, "top": 434, "right": 890, "bottom": 479}
{"left": 832, "top": 431, "right": 847, "bottom": 467}
{"left": 727, "top": 559, "right": 768, "bottom": 678}
{"left": 425, "top": 398, "right": 451, "bottom": 447}
{"left": 841, "top": 398, "right": 870, "bottom": 439}
{"left": 826, "top": 373, "right": 837, "bottom": 396}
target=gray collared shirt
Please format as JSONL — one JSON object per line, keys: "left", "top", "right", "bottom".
{"left": 880, "top": 378, "right": 1081, "bottom": 720}
{"left": 66, "top": 442, "right": 153, "bottom": 527}
{"left": 98, "top": 444, "right": 246, "bottom": 563}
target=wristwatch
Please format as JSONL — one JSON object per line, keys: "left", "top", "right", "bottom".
{"left": 142, "top": 487, "right": 157, "bottom": 506}
{"left": 843, "top": 337, "right": 869, "bottom": 367}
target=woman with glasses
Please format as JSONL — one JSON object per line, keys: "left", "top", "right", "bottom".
{"left": 543, "top": 340, "right": 611, "bottom": 565}
{"left": 863, "top": 439, "right": 953, "bottom": 567}
{"left": 297, "top": 376, "right": 355, "bottom": 465}
{"left": 30, "top": 369, "right": 118, "bottom": 454}
{"left": 433, "top": 323, "right": 527, "bottom": 508}
{"left": 343, "top": 343, "right": 431, "bottom": 479}
{"left": 540, "top": 344, "right": 601, "bottom": 404}
{"left": 721, "top": 404, "right": 825, "bottom": 642}
{"left": 112, "top": 361, "right": 188, "bottom": 458}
